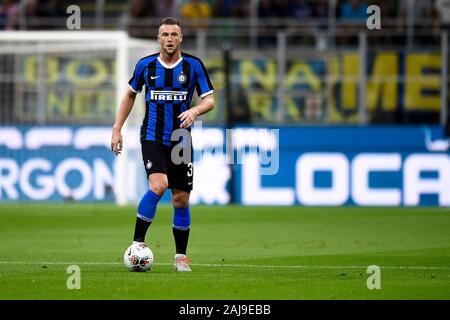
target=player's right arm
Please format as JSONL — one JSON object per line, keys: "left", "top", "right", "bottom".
{"left": 111, "top": 58, "right": 145, "bottom": 156}
{"left": 111, "top": 88, "right": 137, "bottom": 156}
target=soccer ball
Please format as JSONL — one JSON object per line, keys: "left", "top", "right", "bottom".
{"left": 123, "top": 243, "right": 154, "bottom": 272}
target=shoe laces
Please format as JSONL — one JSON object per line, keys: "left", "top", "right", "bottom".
{"left": 177, "top": 257, "right": 192, "bottom": 265}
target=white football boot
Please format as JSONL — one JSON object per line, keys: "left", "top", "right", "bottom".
{"left": 174, "top": 254, "right": 192, "bottom": 272}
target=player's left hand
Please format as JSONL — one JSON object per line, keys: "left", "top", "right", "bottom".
{"left": 178, "top": 107, "right": 199, "bottom": 129}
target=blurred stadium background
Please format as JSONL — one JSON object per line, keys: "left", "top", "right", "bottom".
{"left": 0, "top": 0, "right": 449, "bottom": 206}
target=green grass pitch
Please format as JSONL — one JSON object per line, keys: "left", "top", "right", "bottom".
{"left": 0, "top": 204, "right": 449, "bottom": 299}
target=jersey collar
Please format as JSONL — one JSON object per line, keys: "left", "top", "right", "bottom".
{"left": 157, "top": 55, "right": 183, "bottom": 69}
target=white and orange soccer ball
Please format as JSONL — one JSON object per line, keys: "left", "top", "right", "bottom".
{"left": 123, "top": 243, "right": 154, "bottom": 272}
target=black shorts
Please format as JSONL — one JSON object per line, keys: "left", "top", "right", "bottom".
{"left": 141, "top": 140, "right": 193, "bottom": 192}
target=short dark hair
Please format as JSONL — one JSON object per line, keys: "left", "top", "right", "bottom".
{"left": 158, "top": 17, "right": 181, "bottom": 29}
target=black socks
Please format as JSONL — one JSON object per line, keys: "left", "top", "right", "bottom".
{"left": 172, "top": 227, "right": 190, "bottom": 254}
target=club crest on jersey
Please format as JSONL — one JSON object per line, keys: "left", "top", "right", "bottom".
{"left": 177, "top": 73, "right": 187, "bottom": 84}
{"left": 150, "top": 90, "right": 187, "bottom": 101}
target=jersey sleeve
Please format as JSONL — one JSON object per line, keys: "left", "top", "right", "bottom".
{"left": 194, "top": 60, "right": 214, "bottom": 98}
{"left": 128, "top": 60, "right": 145, "bottom": 93}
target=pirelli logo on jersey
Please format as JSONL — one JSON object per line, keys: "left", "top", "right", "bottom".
{"left": 150, "top": 90, "right": 188, "bottom": 101}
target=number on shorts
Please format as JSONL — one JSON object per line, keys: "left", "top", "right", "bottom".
{"left": 187, "top": 162, "right": 193, "bottom": 177}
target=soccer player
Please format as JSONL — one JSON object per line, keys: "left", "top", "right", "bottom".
{"left": 111, "top": 17, "right": 215, "bottom": 272}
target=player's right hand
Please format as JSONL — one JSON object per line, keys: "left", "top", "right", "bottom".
{"left": 111, "top": 129, "right": 123, "bottom": 156}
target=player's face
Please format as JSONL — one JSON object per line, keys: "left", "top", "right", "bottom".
{"left": 158, "top": 24, "right": 183, "bottom": 56}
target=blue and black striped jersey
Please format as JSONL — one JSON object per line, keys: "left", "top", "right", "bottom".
{"left": 128, "top": 52, "right": 214, "bottom": 145}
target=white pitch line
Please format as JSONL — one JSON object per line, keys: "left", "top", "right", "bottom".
{"left": 0, "top": 261, "right": 449, "bottom": 271}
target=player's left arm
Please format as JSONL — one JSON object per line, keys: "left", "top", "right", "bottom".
{"left": 179, "top": 93, "right": 215, "bottom": 129}
{"left": 179, "top": 59, "right": 215, "bottom": 129}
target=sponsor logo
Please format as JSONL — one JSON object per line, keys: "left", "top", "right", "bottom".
{"left": 242, "top": 153, "right": 450, "bottom": 206}
{"left": 150, "top": 75, "right": 159, "bottom": 80}
{"left": 150, "top": 90, "right": 187, "bottom": 101}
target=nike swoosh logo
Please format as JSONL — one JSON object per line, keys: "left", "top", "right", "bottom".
{"left": 188, "top": 182, "right": 193, "bottom": 185}
{"left": 151, "top": 75, "right": 159, "bottom": 79}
